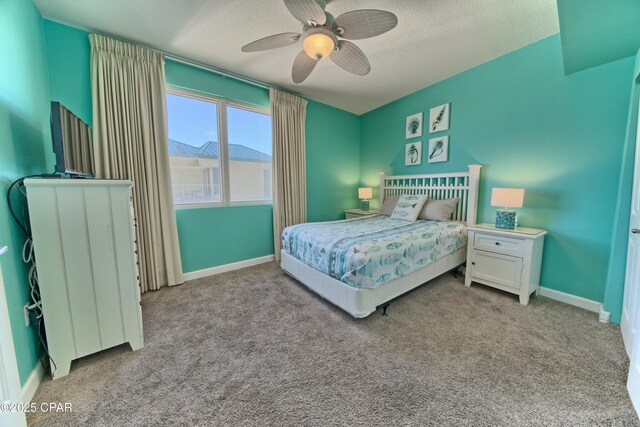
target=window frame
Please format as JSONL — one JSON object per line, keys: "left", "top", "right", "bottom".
{"left": 166, "top": 86, "right": 272, "bottom": 209}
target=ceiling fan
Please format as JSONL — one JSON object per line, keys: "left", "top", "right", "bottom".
{"left": 241, "top": 0, "right": 398, "bottom": 83}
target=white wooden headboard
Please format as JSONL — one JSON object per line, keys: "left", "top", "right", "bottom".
{"left": 379, "top": 164, "right": 482, "bottom": 225}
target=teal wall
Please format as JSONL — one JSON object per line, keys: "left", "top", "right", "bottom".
{"left": 306, "top": 99, "right": 360, "bottom": 222}
{"left": 43, "top": 20, "right": 92, "bottom": 125}
{"left": 176, "top": 205, "right": 275, "bottom": 272}
{"left": 0, "top": 0, "right": 54, "bottom": 384}
{"left": 360, "top": 35, "right": 634, "bottom": 304}
{"left": 558, "top": 0, "right": 640, "bottom": 74}
{"left": 43, "top": 21, "right": 360, "bottom": 273}
{"left": 604, "top": 50, "right": 640, "bottom": 323}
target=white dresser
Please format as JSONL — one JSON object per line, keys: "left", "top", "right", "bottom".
{"left": 25, "top": 179, "right": 143, "bottom": 379}
{"left": 465, "top": 223, "right": 547, "bottom": 305}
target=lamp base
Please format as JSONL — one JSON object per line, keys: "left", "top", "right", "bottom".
{"left": 495, "top": 209, "right": 516, "bottom": 229}
{"left": 360, "top": 200, "right": 370, "bottom": 211}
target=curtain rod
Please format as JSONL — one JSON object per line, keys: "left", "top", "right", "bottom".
{"left": 46, "top": 18, "right": 273, "bottom": 92}
{"left": 164, "top": 54, "right": 271, "bottom": 91}
{"left": 93, "top": 27, "right": 272, "bottom": 91}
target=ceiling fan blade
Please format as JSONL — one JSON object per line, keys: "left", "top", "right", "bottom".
{"left": 333, "top": 9, "right": 398, "bottom": 40}
{"left": 241, "top": 32, "right": 301, "bottom": 52}
{"left": 292, "top": 51, "right": 318, "bottom": 83}
{"left": 330, "top": 40, "right": 370, "bottom": 76}
{"left": 284, "top": 0, "right": 326, "bottom": 25}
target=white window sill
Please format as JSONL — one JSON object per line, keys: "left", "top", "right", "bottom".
{"left": 174, "top": 201, "right": 273, "bottom": 210}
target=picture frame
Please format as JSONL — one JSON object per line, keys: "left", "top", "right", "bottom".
{"left": 429, "top": 103, "right": 450, "bottom": 133}
{"left": 405, "top": 141, "right": 422, "bottom": 166}
{"left": 405, "top": 112, "right": 423, "bottom": 139}
{"left": 427, "top": 136, "right": 449, "bottom": 163}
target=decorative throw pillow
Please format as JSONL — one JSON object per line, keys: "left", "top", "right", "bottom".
{"left": 418, "top": 197, "right": 460, "bottom": 221}
{"left": 379, "top": 194, "right": 400, "bottom": 216}
{"left": 390, "top": 195, "right": 428, "bottom": 221}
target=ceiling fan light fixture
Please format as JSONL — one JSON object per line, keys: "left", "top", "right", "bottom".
{"left": 302, "top": 27, "right": 336, "bottom": 60}
{"left": 242, "top": 1, "right": 398, "bottom": 84}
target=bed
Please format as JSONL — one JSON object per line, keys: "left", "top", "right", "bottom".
{"left": 281, "top": 165, "right": 482, "bottom": 318}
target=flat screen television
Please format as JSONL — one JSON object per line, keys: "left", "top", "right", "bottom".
{"left": 51, "top": 101, "right": 95, "bottom": 177}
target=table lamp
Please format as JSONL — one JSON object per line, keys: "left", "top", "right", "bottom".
{"left": 358, "top": 187, "right": 373, "bottom": 211}
{"left": 491, "top": 188, "right": 524, "bottom": 229}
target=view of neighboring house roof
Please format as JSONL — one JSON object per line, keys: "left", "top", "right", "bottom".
{"left": 168, "top": 139, "right": 199, "bottom": 157}
{"left": 168, "top": 139, "right": 271, "bottom": 163}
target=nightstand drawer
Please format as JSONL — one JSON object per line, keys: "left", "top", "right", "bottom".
{"left": 470, "top": 251, "right": 522, "bottom": 290}
{"left": 473, "top": 233, "right": 524, "bottom": 257}
{"left": 345, "top": 209, "right": 378, "bottom": 219}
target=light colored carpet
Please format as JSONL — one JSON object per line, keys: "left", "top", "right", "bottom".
{"left": 28, "top": 262, "right": 638, "bottom": 426}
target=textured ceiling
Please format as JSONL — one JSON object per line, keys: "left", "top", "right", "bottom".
{"left": 34, "top": 0, "right": 560, "bottom": 115}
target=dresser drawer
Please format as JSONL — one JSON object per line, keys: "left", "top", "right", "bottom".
{"left": 473, "top": 233, "right": 524, "bottom": 257}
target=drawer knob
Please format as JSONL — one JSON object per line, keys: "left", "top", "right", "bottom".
{"left": 495, "top": 242, "right": 500, "bottom": 246}
{"left": 471, "top": 262, "right": 475, "bottom": 265}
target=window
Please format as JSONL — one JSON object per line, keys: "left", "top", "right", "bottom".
{"left": 166, "top": 89, "right": 272, "bottom": 206}
{"left": 227, "top": 105, "right": 272, "bottom": 202}
{"left": 166, "top": 93, "right": 221, "bottom": 204}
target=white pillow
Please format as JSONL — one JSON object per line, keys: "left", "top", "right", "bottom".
{"left": 390, "top": 195, "right": 428, "bottom": 221}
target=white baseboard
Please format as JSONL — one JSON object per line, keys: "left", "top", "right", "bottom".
{"left": 22, "top": 360, "right": 44, "bottom": 403}
{"left": 538, "top": 286, "right": 606, "bottom": 320}
{"left": 599, "top": 309, "right": 611, "bottom": 324}
{"left": 182, "top": 254, "right": 275, "bottom": 282}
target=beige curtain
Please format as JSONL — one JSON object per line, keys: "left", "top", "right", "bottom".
{"left": 270, "top": 88, "right": 308, "bottom": 261}
{"left": 90, "top": 34, "right": 183, "bottom": 292}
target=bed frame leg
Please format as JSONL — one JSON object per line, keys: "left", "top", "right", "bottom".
{"left": 381, "top": 304, "right": 390, "bottom": 316}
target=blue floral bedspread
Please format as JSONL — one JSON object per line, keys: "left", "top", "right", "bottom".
{"left": 281, "top": 215, "right": 467, "bottom": 289}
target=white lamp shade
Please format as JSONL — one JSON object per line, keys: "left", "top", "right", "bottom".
{"left": 491, "top": 188, "right": 524, "bottom": 208}
{"left": 358, "top": 187, "right": 373, "bottom": 199}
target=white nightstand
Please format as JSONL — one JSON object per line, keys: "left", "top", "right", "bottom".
{"left": 465, "top": 223, "right": 547, "bottom": 305}
{"left": 345, "top": 209, "right": 379, "bottom": 219}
